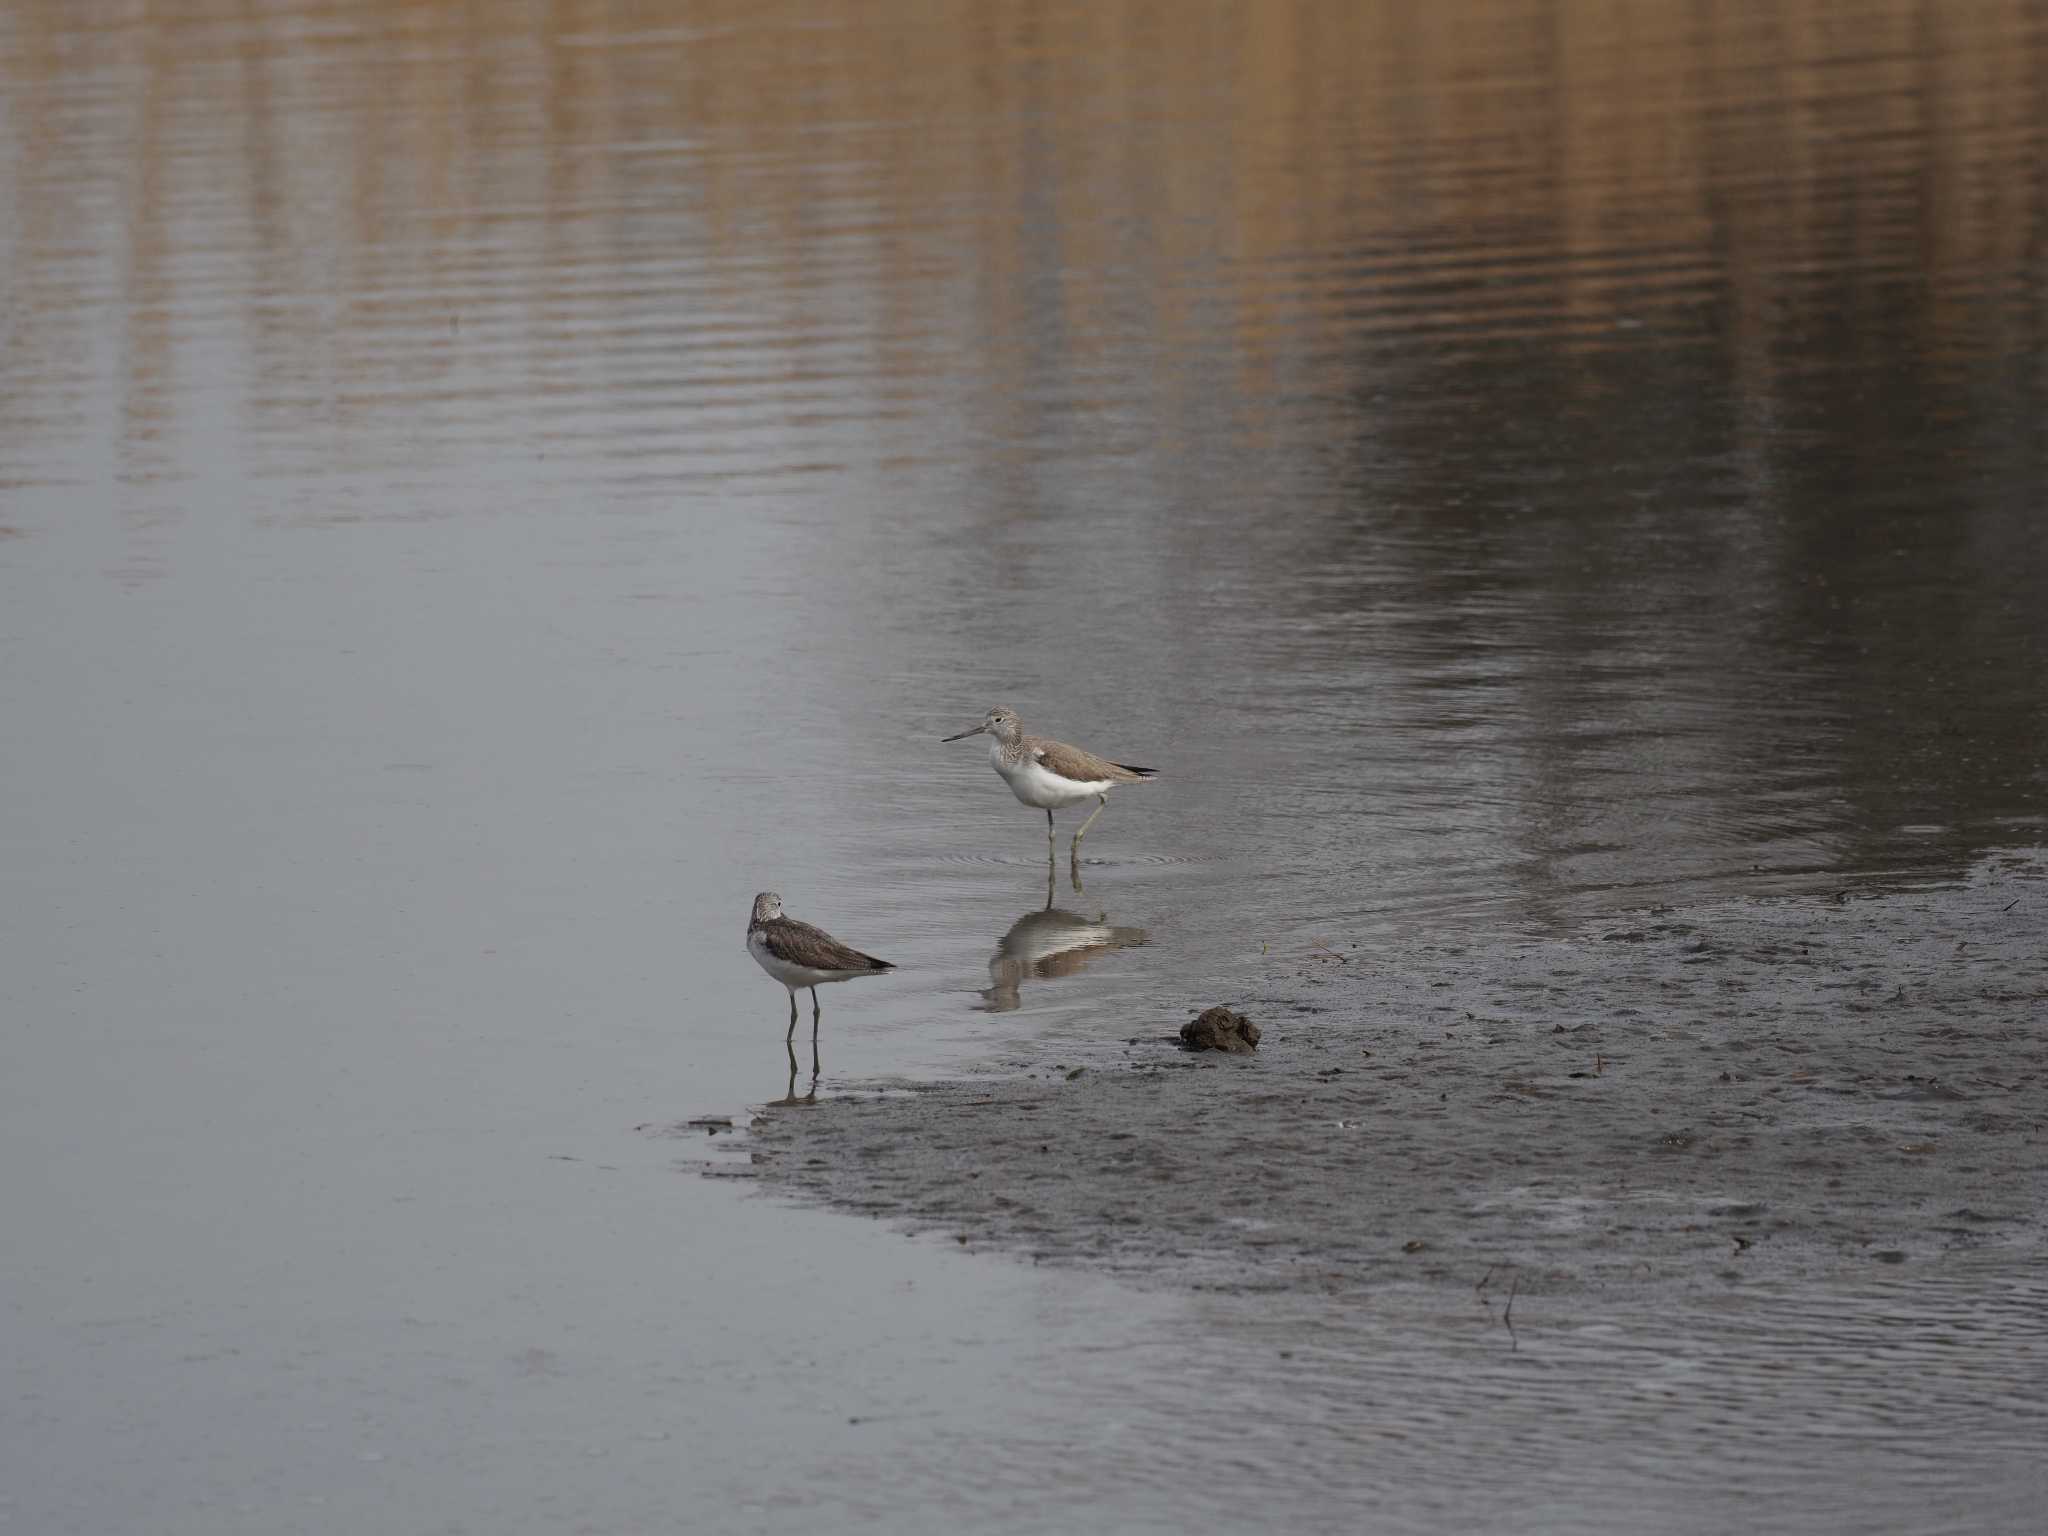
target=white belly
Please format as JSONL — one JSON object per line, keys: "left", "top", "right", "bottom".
{"left": 747, "top": 929, "right": 859, "bottom": 990}
{"left": 993, "top": 743, "right": 1110, "bottom": 809}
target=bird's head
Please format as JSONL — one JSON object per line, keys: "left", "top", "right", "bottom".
{"left": 943, "top": 705, "right": 1021, "bottom": 745}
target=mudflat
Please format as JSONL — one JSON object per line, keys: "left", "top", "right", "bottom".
{"left": 745, "top": 852, "right": 2046, "bottom": 1308}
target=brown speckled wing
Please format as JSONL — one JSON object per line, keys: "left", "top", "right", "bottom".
{"left": 759, "top": 917, "right": 893, "bottom": 973}
{"left": 1030, "top": 737, "right": 1156, "bottom": 783}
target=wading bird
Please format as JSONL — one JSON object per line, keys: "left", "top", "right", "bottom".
{"left": 942, "top": 706, "right": 1157, "bottom": 855}
{"left": 744, "top": 892, "right": 894, "bottom": 1043}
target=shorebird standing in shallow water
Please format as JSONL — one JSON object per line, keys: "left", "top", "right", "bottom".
{"left": 745, "top": 892, "right": 894, "bottom": 1043}
{"left": 942, "top": 706, "right": 1157, "bottom": 856}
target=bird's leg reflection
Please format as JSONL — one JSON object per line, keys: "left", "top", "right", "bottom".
{"left": 1045, "top": 842, "right": 1085, "bottom": 900}
{"left": 775, "top": 1039, "right": 817, "bottom": 1107}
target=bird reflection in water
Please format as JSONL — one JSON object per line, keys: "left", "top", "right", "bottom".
{"left": 980, "top": 857, "right": 1148, "bottom": 1013}
{"left": 769, "top": 1038, "right": 818, "bottom": 1107}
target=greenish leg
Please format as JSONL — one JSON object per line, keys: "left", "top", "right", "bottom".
{"left": 1072, "top": 794, "right": 1108, "bottom": 850}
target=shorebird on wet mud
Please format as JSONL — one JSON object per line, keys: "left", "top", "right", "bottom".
{"left": 745, "top": 892, "right": 894, "bottom": 1044}
{"left": 942, "top": 706, "right": 1157, "bottom": 857}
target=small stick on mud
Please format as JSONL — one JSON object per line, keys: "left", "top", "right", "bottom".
{"left": 1503, "top": 1272, "right": 1520, "bottom": 1352}
{"left": 2003, "top": 897, "right": 2020, "bottom": 912}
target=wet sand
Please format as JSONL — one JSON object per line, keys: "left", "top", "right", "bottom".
{"left": 745, "top": 851, "right": 2047, "bottom": 1309}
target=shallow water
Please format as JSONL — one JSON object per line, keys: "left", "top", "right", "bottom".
{"left": 3, "top": 1, "right": 2046, "bottom": 1531}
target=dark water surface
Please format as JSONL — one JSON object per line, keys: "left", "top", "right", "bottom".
{"left": 4, "top": 2, "right": 2045, "bottom": 1531}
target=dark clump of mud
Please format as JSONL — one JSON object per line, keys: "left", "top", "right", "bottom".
{"left": 744, "top": 853, "right": 2047, "bottom": 1304}
{"left": 1181, "top": 1005, "right": 1260, "bottom": 1053}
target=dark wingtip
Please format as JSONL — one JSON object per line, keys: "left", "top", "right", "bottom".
{"left": 868, "top": 957, "right": 897, "bottom": 972}
{"left": 1117, "top": 763, "right": 1159, "bottom": 777}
